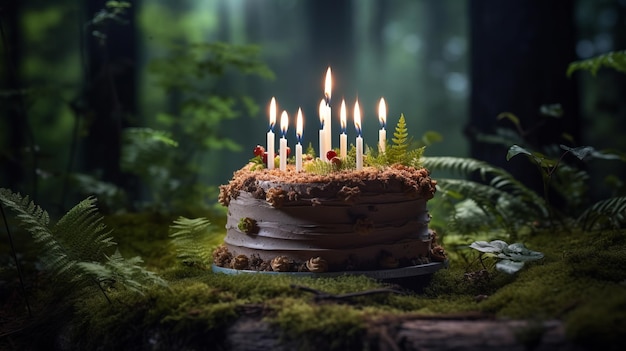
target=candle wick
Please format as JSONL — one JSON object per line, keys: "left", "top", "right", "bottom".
{"left": 268, "top": 123, "right": 275, "bottom": 132}
{"left": 324, "top": 94, "right": 331, "bottom": 107}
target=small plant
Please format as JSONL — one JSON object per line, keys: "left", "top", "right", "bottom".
{"left": 366, "top": 114, "right": 432, "bottom": 169}
{"left": 134, "top": 41, "right": 274, "bottom": 213}
{"left": 506, "top": 143, "right": 626, "bottom": 229}
{"left": 566, "top": 50, "right": 626, "bottom": 77}
{"left": 169, "top": 216, "right": 221, "bottom": 269}
{"left": 0, "top": 188, "right": 167, "bottom": 302}
{"left": 469, "top": 240, "right": 544, "bottom": 274}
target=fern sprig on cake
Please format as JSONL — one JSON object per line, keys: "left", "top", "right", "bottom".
{"left": 366, "top": 114, "right": 426, "bottom": 169}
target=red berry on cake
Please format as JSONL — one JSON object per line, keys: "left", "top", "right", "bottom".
{"left": 326, "top": 150, "right": 337, "bottom": 160}
{"left": 253, "top": 145, "right": 265, "bottom": 156}
{"left": 330, "top": 156, "right": 342, "bottom": 168}
{"left": 262, "top": 152, "right": 268, "bottom": 164}
{"left": 286, "top": 147, "right": 291, "bottom": 158}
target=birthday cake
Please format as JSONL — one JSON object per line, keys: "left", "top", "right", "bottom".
{"left": 214, "top": 159, "right": 446, "bottom": 273}
{"left": 212, "top": 67, "right": 445, "bottom": 274}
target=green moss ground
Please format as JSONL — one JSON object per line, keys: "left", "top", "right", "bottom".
{"left": 3, "top": 212, "right": 626, "bottom": 350}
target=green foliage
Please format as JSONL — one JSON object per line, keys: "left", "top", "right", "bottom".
{"left": 469, "top": 240, "right": 544, "bottom": 274}
{"left": 78, "top": 250, "right": 166, "bottom": 295}
{"left": 0, "top": 188, "right": 166, "bottom": 299}
{"left": 127, "top": 41, "right": 274, "bottom": 213}
{"left": 425, "top": 156, "right": 548, "bottom": 217}
{"left": 330, "top": 115, "right": 429, "bottom": 171}
{"left": 380, "top": 114, "right": 430, "bottom": 168}
{"left": 382, "top": 113, "right": 416, "bottom": 166}
{"left": 508, "top": 143, "right": 626, "bottom": 229}
{"left": 169, "top": 217, "right": 219, "bottom": 269}
{"left": 87, "top": 1, "right": 132, "bottom": 45}
{"left": 577, "top": 196, "right": 626, "bottom": 231}
{"left": 567, "top": 50, "right": 626, "bottom": 77}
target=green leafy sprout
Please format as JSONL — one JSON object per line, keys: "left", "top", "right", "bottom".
{"left": 469, "top": 240, "right": 544, "bottom": 274}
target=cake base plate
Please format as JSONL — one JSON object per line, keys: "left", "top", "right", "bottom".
{"left": 211, "top": 261, "right": 447, "bottom": 280}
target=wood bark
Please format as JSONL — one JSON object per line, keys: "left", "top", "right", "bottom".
{"left": 468, "top": 0, "right": 580, "bottom": 198}
{"left": 224, "top": 314, "right": 584, "bottom": 351}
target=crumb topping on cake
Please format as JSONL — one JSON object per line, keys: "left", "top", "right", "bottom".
{"left": 218, "top": 163, "right": 437, "bottom": 206}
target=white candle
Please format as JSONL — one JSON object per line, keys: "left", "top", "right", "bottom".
{"left": 324, "top": 67, "right": 332, "bottom": 157}
{"left": 279, "top": 110, "right": 288, "bottom": 171}
{"left": 267, "top": 97, "right": 276, "bottom": 169}
{"left": 354, "top": 100, "right": 363, "bottom": 170}
{"left": 378, "top": 97, "right": 387, "bottom": 153}
{"left": 318, "top": 99, "right": 327, "bottom": 160}
{"left": 340, "top": 99, "right": 347, "bottom": 159}
{"left": 296, "top": 108, "right": 303, "bottom": 172}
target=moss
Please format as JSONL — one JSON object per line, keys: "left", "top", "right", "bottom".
{"left": 268, "top": 298, "right": 369, "bottom": 351}
{"left": 6, "top": 210, "right": 626, "bottom": 349}
{"left": 565, "top": 288, "right": 626, "bottom": 351}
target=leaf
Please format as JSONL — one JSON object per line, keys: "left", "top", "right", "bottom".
{"left": 498, "top": 243, "right": 544, "bottom": 262}
{"left": 577, "top": 196, "right": 626, "bottom": 230}
{"left": 567, "top": 50, "right": 626, "bottom": 77}
{"left": 497, "top": 112, "right": 521, "bottom": 129}
{"left": 387, "top": 114, "right": 409, "bottom": 165}
{"left": 169, "top": 216, "right": 217, "bottom": 267}
{"left": 559, "top": 145, "right": 595, "bottom": 161}
{"left": 496, "top": 260, "right": 525, "bottom": 274}
{"left": 539, "top": 104, "right": 564, "bottom": 118}
{"left": 506, "top": 145, "right": 532, "bottom": 161}
{"left": 559, "top": 145, "right": 623, "bottom": 161}
{"left": 469, "top": 240, "right": 508, "bottom": 253}
{"left": 421, "top": 131, "right": 443, "bottom": 146}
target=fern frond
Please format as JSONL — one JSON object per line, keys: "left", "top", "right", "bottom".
{"left": 577, "top": 196, "right": 626, "bottom": 230}
{"left": 567, "top": 50, "right": 626, "bottom": 77}
{"left": 387, "top": 114, "right": 410, "bottom": 165}
{"left": 0, "top": 188, "right": 76, "bottom": 280}
{"left": 406, "top": 147, "right": 425, "bottom": 168}
{"left": 77, "top": 250, "right": 168, "bottom": 295}
{"left": 0, "top": 189, "right": 165, "bottom": 299}
{"left": 169, "top": 217, "right": 216, "bottom": 268}
{"left": 120, "top": 127, "right": 178, "bottom": 174}
{"left": 436, "top": 178, "right": 542, "bottom": 235}
{"left": 0, "top": 188, "right": 50, "bottom": 238}
{"left": 423, "top": 156, "right": 548, "bottom": 217}
{"left": 53, "top": 197, "right": 116, "bottom": 263}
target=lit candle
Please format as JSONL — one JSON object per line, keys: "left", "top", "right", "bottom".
{"left": 378, "top": 97, "right": 387, "bottom": 153}
{"left": 267, "top": 97, "right": 276, "bottom": 169}
{"left": 324, "top": 67, "right": 332, "bottom": 156}
{"left": 296, "top": 108, "right": 303, "bottom": 172}
{"left": 340, "top": 99, "right": 347, "bottom": 159}
{"left": 279, "top": 110, "right": 288, "bottom": 171}
{"left": 354, "top": 100, "right": 363, "bottom": 170}
{"left": 318, "top": 99, "right": 327, "bottom": 160}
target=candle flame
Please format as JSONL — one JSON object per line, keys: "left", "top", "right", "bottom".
{"left": 318, "top": 99, "right": 326, "bottom": 128}
{"left": 296, "top": 108, "right": 303, "bottom": 142}
{"left": 269, "top": 97, "right": 277, "bottom": 131}
{"left": 324, "top": 67, "right": 332, "bottom": 105}
{"left": 340, "top": 99, "right": 347, "bottom": 132}
{"left": 280, "top": 110, "right": 288, "bottom": 137}
{"left": 378, "top": 97, "right": 387, "bottom": 129}
{"left": 354, "top": 100, "right": 362, "bottom": 136}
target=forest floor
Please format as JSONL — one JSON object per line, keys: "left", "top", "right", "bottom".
{"left": 1, "top": 211, "right": 625, "bottom": 350}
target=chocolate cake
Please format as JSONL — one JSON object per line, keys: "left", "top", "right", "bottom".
{"left": 214, "top": 162, "right": 446, "bottom": 273}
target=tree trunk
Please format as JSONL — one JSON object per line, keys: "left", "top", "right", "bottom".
{"left": 468, "top": 0, "right": 580, "bottom": 197}
{"left": 82, "top": 0, "right": 138, "bottom": 206}
{"left": 0, "top": 1, "right": 37, "bottom": 198}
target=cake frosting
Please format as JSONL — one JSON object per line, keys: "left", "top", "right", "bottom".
{"left": 214, "top": 163, "right": 446, "bottom": 272}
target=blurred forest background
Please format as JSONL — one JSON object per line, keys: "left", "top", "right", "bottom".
{"left": 1, "top": 0, "right": 625, "bottom": 217}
